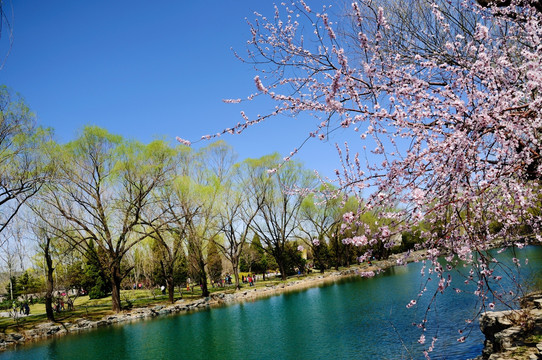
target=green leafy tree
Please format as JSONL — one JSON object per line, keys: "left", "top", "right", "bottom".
{"left": 206, "top": 240, "right": 223, "bottom": 285}
{"left": 283, "top": 242, "right": 306, "bottom": 276}
{"left": 298, "top": 186, "right": 342, "bottom": 273}
{"left": 16, "top": 271, "right": 41, "bottom": 299}
{"left": 246, "top": 234, "right": 277, "bottom": 280}
{"left": 66, "top": 261, "right": 85, "bottom": 291}
{"left": 82, "top": 241, "right": 111, "bottom": 299}
{"left": 311, "top": 240, "right": 330, "bottom": 272}
{"left": 172, "top": 249, "right": 188, "bottom": 295}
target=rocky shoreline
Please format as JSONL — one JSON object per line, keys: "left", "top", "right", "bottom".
{"left": 474, "top": 292, "right": 542, "bottom": 360}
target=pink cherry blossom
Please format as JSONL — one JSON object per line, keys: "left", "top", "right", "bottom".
{"left": 418, "top": 334, "right": 426, "bottom": 344}
{"left": 175, "top": 137, "right": 191, "bottom": 147}
{"left": 359, "top": 271, "right": 375, "bottom": 278}
{"left": 342, "top": 212, "right": 355, "bottom": 223}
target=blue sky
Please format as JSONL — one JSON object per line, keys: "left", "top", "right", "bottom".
{"left": 0, "top": 0, "right": 345, "bottom": 178}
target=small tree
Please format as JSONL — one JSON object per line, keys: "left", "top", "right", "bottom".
{"left": 173, "top": 250, "right": 189, "bottom": 296}
{"left": 16, "top": 271, "right": 41, "bottom": 301}
{"left": 248, "top": 234, "right": 277, "bottom": 280}
{"left": 283, "top": 242, "right": 307, "bottom": 276}
{"left": 82, "top": 241, "right": 111, "bottom": 300}
{"left": 206, "top": 240, "right": 223, "bottom": 286}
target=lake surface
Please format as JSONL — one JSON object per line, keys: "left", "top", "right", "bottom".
{"left": 2, "top": 246, "right": 541, "bottom": 360}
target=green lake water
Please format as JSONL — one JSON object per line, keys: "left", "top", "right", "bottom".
{"left": 2, "top": 246, "right": 541, "bottom": 360}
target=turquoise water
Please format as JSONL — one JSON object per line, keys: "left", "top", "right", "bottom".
{"left": 2, "top": 247, "right": 541, "bottom": 360}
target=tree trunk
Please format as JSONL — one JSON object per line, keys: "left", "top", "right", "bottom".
{"left": 278, "top": 261, "right": 287, "bottom": 281}
{"left": 45, "top": 271, "right": 55, "bottom": 321}
{"left": 167, "top": 276, "right": 175, "bottom": 303}
{"left": 9, "top": 276, "right": 13, "bottom": 301}
{"left": 161, "top": 260, "right": 175, "bottom": 304}
{"left": 110, "top": 264, "right": 122, "bottom": 313}
{"left": 200, "top": 272, "right": 209, "bottom": 297}
{"left": 331, "top": 238, "right": 340, "bottom": 270}
{"left": 195, "top": 254, "right": 210, "bottom": 297}
{"left": 44, "top": 238, "right": 55, "bottom": 322}
{"left": 232, "top": 259, "right": 240, "bottom": 290}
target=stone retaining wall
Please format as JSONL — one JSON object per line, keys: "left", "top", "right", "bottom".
{"left": 476, "top": 292, "right": 542, "bottom": 360}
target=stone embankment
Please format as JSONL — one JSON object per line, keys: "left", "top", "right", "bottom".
{"left": 476, "top": 292, "right": 542, "bottom": 360}
{"left": 0, "top": 298, "right": 213, "bottom": 348}
{"left": 0, "top": 250, "right": 427, "bottom": 350}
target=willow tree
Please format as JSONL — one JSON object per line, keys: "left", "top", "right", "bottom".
{"left": 0, "top": 87, "right": 51, "bottom": 235}
{"left": 160, "top": 141, "right": 233, "bottom": 298}
{"left": 40, "top": 126, "right": 174, "bottom": 312}
{"left": 28, "top": 219, "right": 64, "bottom": 321}
{"left": 213, "top": 157, "right": 265, "bottom": 289}
{"left": 143, "top": 145, "right": 196, "bottom": 302}
{"left": 248, "top": 154, "right": 315, "bottom": 280}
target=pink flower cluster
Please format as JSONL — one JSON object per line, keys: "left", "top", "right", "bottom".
{"left": 175, "top": 137, "right": 191, "bottom": 147}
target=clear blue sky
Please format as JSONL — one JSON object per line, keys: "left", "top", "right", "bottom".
{"left": 1, "top": 0, "right": 345, "bottom": 178}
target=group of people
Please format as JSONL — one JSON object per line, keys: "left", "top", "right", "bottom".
{"left": 146, "top": 273, "right": 263, "bottom": 294}
{"left": 14, "top": 302, "right": 30, "bottom": 316}
{"left": 211, "top": 275, "right": 229, "bottom": 288}
{"left": 241, "top": 274, "right": 256, "bottom": 286}
{"left": 209, "top": 274, "right": 257, "bottom": 288}
{"left": 55, "top": 296, "right": 74, "bottom": 313}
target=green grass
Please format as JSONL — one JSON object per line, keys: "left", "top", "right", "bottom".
{"left": 525, "top": 333, "right": 542, "bottom": 344}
